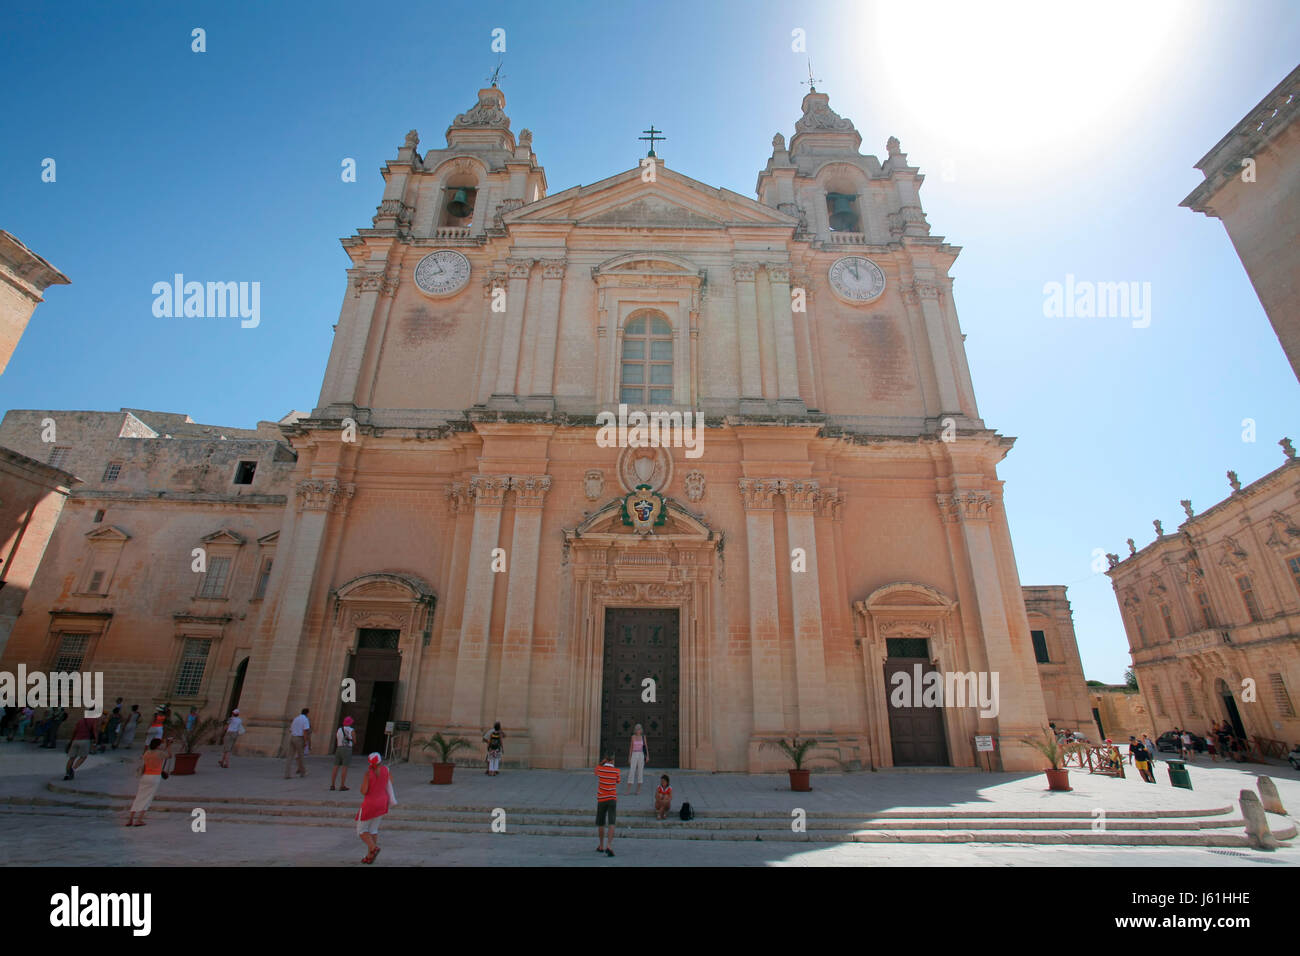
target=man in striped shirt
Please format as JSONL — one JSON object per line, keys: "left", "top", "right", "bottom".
{"left": 594, "top": 753, "right": 621, "bottom": 857}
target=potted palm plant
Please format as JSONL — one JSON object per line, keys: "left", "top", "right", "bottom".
{"left": 1021, "top": 728, "right": 1074, "bottom": 791}
{"left": 762, "top": 736, "right": 818, "bottom": 792}
{"left": 165, "top": 712, "right": 224, "bottom": 774}
{"left": 419, "top": 732, "right": 473, "bottom": 784}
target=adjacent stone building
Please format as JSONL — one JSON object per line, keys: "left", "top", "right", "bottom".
{"left": 1022, "top": 585, "right": 1093, "bottom": 733}
{"left": 1, "top": 85, "right": 1097, "bottom": 771}
{"left": 0, "top": 230, "right": 69, "bottom": 376}
{"left": 1105, "top": 444, "right": 1300, "bottom": 752}
{"left": 1182, "top": 64, "right": 1300, "bottom": 383}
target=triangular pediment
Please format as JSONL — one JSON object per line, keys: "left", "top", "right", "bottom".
{"left": 85, "top": 525, "right": 130, "bottom": 543}
{"left": 201, "top": 528, "right": 246, "bottom": 546}
{"left": 505, "top": 166, "right": 798, "bottom": 230}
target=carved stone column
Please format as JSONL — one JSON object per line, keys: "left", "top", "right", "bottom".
{"left": 908, "top": 280, "right": 962, "bottom": 414}
{"left": 733, "top": 266, "right": 763, "bottom": 403}
{"left": 766, "top": 265, "right": 801, "bottom": 404}
{"left": 739, "top": 478, "right": 784, "bottom": 748}
{"left": 784, "top": 479, "right": 830, "bottom": 731}
{"left": 495, "top": 475, "right": 552, "bottom": 737}
{"left": 245, "top": 479, "right": 354, "bottom": 744}
{"left": 492, "top": 259, "right": 533, "bottom": 400}
{"left": 476, "top": 272, "right": 508, "bottom": 405}
{"left": 449, "top": 475, "right": 509, "bottom": 728}
{"left": 789, "top": 272, "right": 819, "bottom": 410}
{"left": 527, "top": 260, "right": 565, "bottom": 401}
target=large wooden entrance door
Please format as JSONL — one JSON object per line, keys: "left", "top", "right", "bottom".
{"left": 885, "top": 656, "right": 949, "bottom": 766}
{"left": 341, "top": 629, "right": 401, "bottom": 757}
{"left": 600, "top": 608, "right": 679, "bottom": 768}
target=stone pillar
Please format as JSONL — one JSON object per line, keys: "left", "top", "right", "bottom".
{"left": 322, "top": 271, "right": 384, "bottom": 408}
{"left": 246, "top": 478, "right": 353, "bottom": 745}
{"left": 784, "top": 480, "right": 830, "bottom": 731}
{"left": 767, "top": 266, "right": 801, "bottom": 402}
{"left": 476, "top": 272, "right": 508, "bottom": 405}
{"left": 449, "top": 475, "right": 509, "bottom": 728}
{"left": 739, "top": 478, "right": 783, "bottom": 743}
{"left": 940, "top": 489, "right": 1048, "bottom": 769}
{"left": 495, "top": 475, "right": 551, "bottom": 738}
{"left": 733, "top": 266, "right": 763, "bottom": 402}
{"left": 527, "top": 260, "right": 565, "bottom": 399}
{"left": 910, "top": 280, "right": 962, "bottom": 414}
{"left": 790, "top": 272, "right": 819, "bottom": 409}
{"left": 1258, "top": 775, "right": 1286, "bottom": 814}
{"left": 1241, "top": 789, "right": 1280, "bottom": 849}
{"left": 493, "top": 260, "right": 533, "bottom": 399}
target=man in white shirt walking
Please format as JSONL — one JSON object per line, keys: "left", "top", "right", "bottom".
{"left": 285, "top": 707, "right": 311, "bottom": 779}
{"left": 219, "top": 708, "right": 245, "bottom": 768}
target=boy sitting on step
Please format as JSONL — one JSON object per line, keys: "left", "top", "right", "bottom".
{"left": 654, "top": 774, "right": 672, "bottom": 820}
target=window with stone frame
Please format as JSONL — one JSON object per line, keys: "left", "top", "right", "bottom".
{"left": 101, "top": 461, "right": 122, "bottom": 482}
{"left": 198, "top": 556, "right": 232, "bottom": 599}
{"left": 1159, "top": 604, "right": 1176, "bottom": 640}
{"left": 52, "top": 633, "right": 90, "bottom": 672}
{"left": 1236, "top": 574, "right": 1262, "bottom": 622}
{"left": 1150, "top": 682, "right": 1168, "bottom": 716}
{"left": 1270, "top": 673, "right": 1296, "bottom": 718}
{"left": 173, "top": 637, "right": 212, "bottom": 697}
{"left": 87, "top": 570, "right": 106, "bottom": 594}
{"left": 1134, "top": 612, "right": 1147, "bottom": 646}
{"left": 620, "top": 313, "right": 673, "bottom": 405}
{"left": 1287, "top": 555, "right": 1300, "bottom": 599}
{"left": 1195, "top": 589, "right": 1216, "bottom": 629}
{"left": 48, "top": 446, "right": 71, "bottom": 470}
{"left": 1181, "top": 682, "right": 1198, "bottom": 716}
{"left": 1030, "top": 630, "right": 1050, "bottom": 663}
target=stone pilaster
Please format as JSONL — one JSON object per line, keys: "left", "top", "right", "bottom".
{"left": 739, "top": 477, "right": 784, "bottom": 739}
{"left": 449, "top": 475, "right": 509, "bottom": 728}
{"left": 783, "top": 479, "right": 830, "bottom": 731}
{"left": 733, "top": 266, "right": 763, "bottom": 402}
{"left": 492, "top": 259, "right": 533, "bottom": 399}
{"left": 767, "top": 265, "right": 801, "bottom": 403}
{"left": 527, "top": 260, "right": 565, "bottom": 400}
{"left": 909, "top": 280, "right": 962, "bottom": 414}
{"left": 476, "top": 272, "right": 508, "bottom": 405}
{"left": 496, "top": 475, "right": 551, "bottom": 732}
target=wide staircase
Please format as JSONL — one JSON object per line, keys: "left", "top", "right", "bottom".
{"left": 5, "top": 782, "right": 1296, "bottom": 848}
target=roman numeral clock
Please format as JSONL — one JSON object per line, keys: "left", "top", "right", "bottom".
{"left": 414, "top": 250, "right": 471, "bottom": 297}
{"left": 828, "top": 255, "right": 886, "bottom": 303}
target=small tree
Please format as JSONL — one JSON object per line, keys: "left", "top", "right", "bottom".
{"left": 1020, "top": 727, "right": 1074, "bottom": 771}
{"left": 418, "top": 732, "right": 472, "bottom": 764}
{"left": 166, "top": 713, "right": 224, "bottom": 755}
{"left": 761, "top": 736, "right": 818, "bottom": 771}
{"left": 1124, "top": 667, "right": 1138, "bottom": 692}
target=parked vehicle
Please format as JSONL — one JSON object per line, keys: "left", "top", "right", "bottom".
{"left": 1156, "top": 731, "right": 1206, "bottom": 753}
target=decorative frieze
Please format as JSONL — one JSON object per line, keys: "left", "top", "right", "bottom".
{"left": 296, "top": 479, "right": 355, "bottom": 513}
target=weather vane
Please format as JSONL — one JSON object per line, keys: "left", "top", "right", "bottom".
{"left": 487, "top": 59, "right": 506, "bottom": 88}
{"left": 801, "top": 59, "right": 821, "bottom": 93}
{"left": 639, "top": 125, "right": 666, "bottom": 158}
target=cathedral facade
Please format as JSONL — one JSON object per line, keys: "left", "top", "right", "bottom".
{"left": 228, "top": 83, "right": 1053, "bottom": 771}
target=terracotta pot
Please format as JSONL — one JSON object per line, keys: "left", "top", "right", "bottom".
{"left": 171, "top": 752, "right": 201, "bottom": 775}
{"left": 1044, "top": 768, "right": 1072, "bottom": 791}
{"left": 788, "top": 769, "right": 811, "bottom": 792}
{"left": 430, "top": 762, "right": 455, "bottom": 785}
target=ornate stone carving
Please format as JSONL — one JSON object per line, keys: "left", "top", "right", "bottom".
{"left": 509, "top": 474, "right": 551, "bottom": 508}
{"left": 683, "top": 470, "right": 706, "bottom": 503}
{"left": 518, "top": 128, "right": 533, "bottom": 148}
{"left": 1264, "top": 509, "right": 1300, "bottom": 552}
{"left": 541, "top": 259, "right": 566, "bottom": 279}
{"left": 815, "top": 487, "right": 843, "bottom": 519}
{"left": 352, "top": 610, "right": 408, "bottom": 631}
{"left": 783, "top": 479, "right": 820, "bottom": 511}
{"left": 938, "top": 491, "right": 992, "bottom": 522}
{"left": 404, "top": 129, "right": 419, "bottom": 149}
{"left": 1106, "top": 553, "right": 1120, "bottom": 570}
{"left": 1181, "top": 499, "right": 1195, "bottom": 520}
{"left": 593, "top": 581, "right": 639, "bottom": 601}
{"left": 1146, "top": 575, "right": 1167, "bottom": 597}
{"left": 766, "top": 265, "right": 790, "bottom": 283}
{"left": 469, "top": 475, "right": 510, "bottom": 506}
{"left": 731, "top": 264, "right": 756, "bottom": 282}
{"left": 617, "top": 445, "right": 672, "bottom": 494}
{"left": 1153, "top": 519, "right": 1165, "bottom": 537}
{"left": 507, "top": 259, "right": 533, "bottom": 279}
{"left": 936, "top": 494, "right": 960, "bottom": 524}
{"left": 879, "top": 620, "right": 935, "bottom": 638}
{"left": 886, "top": 136, "right": 902, "bottom": 157}
{"left": 905, "top": 279, "right": 943, "bottom": 303}
{"left": 1217, "top": 535, "right": 1248, "bottom": 569}
{"left": 1127, "top": 538, "right": 1137, "bottom": 556}
{"left": 738, "top": 477, "right": 778, "bottom": 511}
{"left": 296, "top": 479, "right": 355, "bottom": 513}
{"left": 772, "top": 132, "right": 785, "bottom": 150}
{"left": 1281, "top": 437, "right": 1296, "bottom": 460}
{"left": 445, "top": 481, "right": 471, "bottom": 516}
{"left": 795, "top": 92, "right": 855, "bottom": 133}
{"left": 1227, "top": 470, "right": 1241, "bottom": 493}
{"left": 353, "top": 272, "right": 385, "bottom": 297}
{"left": 886, "top": 205, "right": 930, "bottom": 238}
{"left": 452, "top": 89, "right": 510, "bottom": 129}
{"left": 482, "top": 271, "right": 507, "bottom": 296}
{"left": 583, "top": 469, "right": 604, "bottom": 501}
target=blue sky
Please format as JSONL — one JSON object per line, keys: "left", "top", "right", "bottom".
{"left": 2, "top": 1, "right": 1297, "bottom": 683}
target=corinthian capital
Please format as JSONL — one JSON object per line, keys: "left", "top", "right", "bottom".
{"left": 732, "top": 264, "right": 756, "bottom": 283}
{"left": 296, "top": 479, "right": 356, "bottom": 513}
{"left": 509, "top": 474, "right": 552, "bottom": 508}
{"left": 783, "top": 479, "right": 820, "bottom": 511}
{"left": 469, "top": 474, "right": 511, "bottom": 506}
{"left": 738, "top": 477, "right": 778, "bottom": 510}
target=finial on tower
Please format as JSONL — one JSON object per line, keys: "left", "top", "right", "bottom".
{"left": 487, "top": 59, "right": 506, "bottom": 88}
{"left": 801, "top": 59, "right": 821, "bottom": 94}
{"left": 639, "top": 125, "right": 666, "bottom": 158}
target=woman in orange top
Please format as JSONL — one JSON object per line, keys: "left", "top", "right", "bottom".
{"left": 126, "top": 737, "right": 173, "bottom": 827}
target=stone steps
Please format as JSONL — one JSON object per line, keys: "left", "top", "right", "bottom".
{"left": 4, "top": 784, "right": 1291, "bottom": 848}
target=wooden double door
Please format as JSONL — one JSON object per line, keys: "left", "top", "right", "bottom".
{"left": 885, "top": 657, "right": 950, "bottom": 766}
{"left": 600, "top": 608, "right": 680, "bottom": 768}
{"left": 340, "top": 629, "right": 401, "bottom": 756}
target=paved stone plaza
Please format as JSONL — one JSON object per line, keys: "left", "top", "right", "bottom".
{"left": 0, "top": 746, "right": 1296, "bottom": 866}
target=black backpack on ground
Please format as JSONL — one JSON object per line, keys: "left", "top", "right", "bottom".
{"left": 679, "top": 801, "right": 693, "bottom": 821}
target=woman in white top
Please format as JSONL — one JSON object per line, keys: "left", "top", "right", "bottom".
{"left": 624, "top": 724, "right": 650, "bottom": 796}
{"left": 218, "top": 709, "right": 245, "bottom": 768}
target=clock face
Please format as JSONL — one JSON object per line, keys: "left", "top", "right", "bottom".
{"left": 413, "top": 250, "right": 471, "bottom": 297}
{"left": 828, "top": 256, "right": 886, "bottom": 303}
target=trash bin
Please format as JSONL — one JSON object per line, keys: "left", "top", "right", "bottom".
{"left": 1166, "top": 759, "right": 1193, "bottom": 790}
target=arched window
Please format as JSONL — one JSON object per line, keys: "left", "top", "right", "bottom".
{"left": 620, "top": 313, "right": 673, "bottom": 404}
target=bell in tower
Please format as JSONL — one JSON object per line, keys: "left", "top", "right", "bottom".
{"left": 827, "top": 192, "right": 859, "bottom": 232}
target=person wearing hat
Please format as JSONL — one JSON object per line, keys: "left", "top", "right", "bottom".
{"left": 219, "top": 708, "right": 245, "bottom": 768}
{"left": 356, "top": 752, "right": 397, "bottom": 863}
{"left": 331, "top": 716, "right": 356, "bottom": 791}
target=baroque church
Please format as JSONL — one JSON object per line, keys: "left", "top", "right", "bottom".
{"left": 1, "top": 83, "right": 1083, "bottom": 772}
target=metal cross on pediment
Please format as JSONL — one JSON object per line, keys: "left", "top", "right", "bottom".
{"left": 487, "top": 60, "right": 506, "bottom": 88}
{"left": 639, "top": 125, "right": 665, "bottom": 157}
{"left": 801, "top": 59, "right": 821, "bottom": 93}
